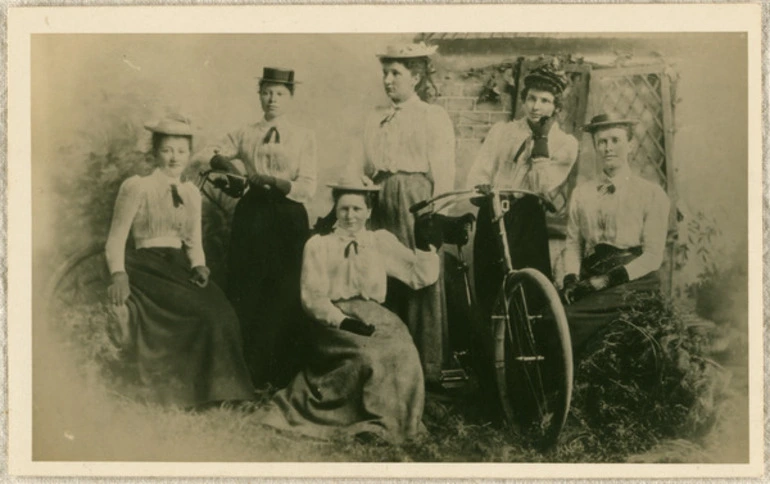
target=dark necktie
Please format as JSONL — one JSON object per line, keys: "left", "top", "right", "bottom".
{"left": 597, "top": 183, "right": 616, "bottom": 195}
{"left": 170, "top": 184, "right": 184, "bottom": 208}
{"left": 263, "top": 126, "right": 280, "bottom": 144}
{"left": 344, "top": 240, "right": 359, "bottom": 258}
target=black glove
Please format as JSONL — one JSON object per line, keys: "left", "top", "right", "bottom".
{"left": 561, "top": 274, "right": 579, "bottom": 305}
{"left": 340, "top": 317, "right": 375, "bottom": 337}
{"left": 212, "top": 174, "right": 247, "bottom": 198}
{"left": 414, "top": 214, "right": 443, "bottom": 251}
{"left": 606, "top": 266, "right": 630, "bottom": 287}
{"left": 529, "top": 116, "right": 556, "bottom": 159}
{"left": 210, "top": 153, "right": 233, "bottom": 172}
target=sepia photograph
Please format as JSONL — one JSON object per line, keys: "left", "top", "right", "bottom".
{"left": 7, "top": 3, "right": 763, "bottom": 479}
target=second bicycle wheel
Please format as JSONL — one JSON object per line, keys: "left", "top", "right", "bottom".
{"left": 492, "top": 268, "right": 573, "bottom": 449}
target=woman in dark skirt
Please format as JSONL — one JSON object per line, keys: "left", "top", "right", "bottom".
{"left": 104, "top": 116, "right": 255, "bottom": 408}
{"left": 210, "top": 67, "right": 317, "bottom": 389}
{"left": 560, "top": 114, "right": 670, "bottom": 355}
{"left": 258, "top": 176, "right": 441, "bottom": 442}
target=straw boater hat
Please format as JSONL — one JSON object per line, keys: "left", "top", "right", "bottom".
{"left": 582, "top": 113, "right": 638, "bottom": 133}
{"left": 327, "top": 174, "right": 381, "bottom": 192}
{"left": 257, "top": 67, "right": 299, "bottom": 86}
{"left": 376, "top": 42, "right": 438, "bottom": 59}
{"left": 144, "top": 116, "right": 193, "bottom": 136}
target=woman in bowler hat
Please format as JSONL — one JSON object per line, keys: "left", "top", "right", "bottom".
{"left": 561, "top": 113, "right": 670, "bottom": 355}
{"left": 105, "top": 116, "right": 255, "bottom": 408}
{"left": 210, "top": 67, "right": 317, "bottom": 389}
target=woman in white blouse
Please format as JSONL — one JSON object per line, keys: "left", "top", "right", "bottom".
{"left": 210, "top": 67, "right": 317, "bottom": 389}
{"left": 360, "top": 42, "right": 455, "bottom": 385}
{"left": 561, "top": 114, "right": 670, "bottom": 354}
{"left": 258, "top": 176, "right": 440, "bottom": 442}
{"left": 105, "top": 117, "right": 255, "bottom": 408}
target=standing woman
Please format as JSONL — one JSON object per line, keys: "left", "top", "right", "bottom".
{"left": 104, "top": 116, "right": 256, "bottom": 408}
{"left": 361, "top": 43, "right": 456, "bottom": 385}
{"left": 211, "top": 68, "right": 317, "bottom": 389}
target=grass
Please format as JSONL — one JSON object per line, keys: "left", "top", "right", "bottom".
{"left": 34, "top": 286, "right": 746, "bottom": 464}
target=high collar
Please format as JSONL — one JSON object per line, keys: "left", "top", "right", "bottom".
{"left": 391, "top": 94, "right": 421, "bottom": 110}
{"left": 258, "top": 115, "right": 289, "bottom": 129}
{"left": 600, "top": 165, "right": 632, "bottom": 188}
{"left": 333, "top": 226, "right": 369, "bottom": 240}
{"left": 515, "top": 116, "right": 559, "bottom": 133}
{"left": 152, "top": 168, "right": 182, "bottom": 184}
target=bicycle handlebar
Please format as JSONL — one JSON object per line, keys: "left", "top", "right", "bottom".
{"left": 410, "top": 187, "right": 558, "bottom": 215}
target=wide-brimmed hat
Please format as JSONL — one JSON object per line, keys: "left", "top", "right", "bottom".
{"left": 376, "top": 42, "right": 438, "bottom": 59}
{"left": 257, "top": 67, "right": 298, "bottom": 86}
{"left": 143, "top": 116, "right": 193, "bottom": 137}
{"left": 524, "top": 63, "right": 568, "bottom": 95}
{"left": 582, "top": 113, "right": 638, "bottom": 133}
{"left": 327, "top": 174, "right": 381, "bottom": 192}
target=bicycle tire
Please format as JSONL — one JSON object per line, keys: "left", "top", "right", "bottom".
{"left": 45, "top": 241, "right": 110, "bottom": 316}
{"left": 492, "top": 268, "right": 573, "bottom": 449}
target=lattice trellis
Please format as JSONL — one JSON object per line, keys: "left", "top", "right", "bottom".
{"left": 588, "top": 66, "right": 675, "bottom": 194}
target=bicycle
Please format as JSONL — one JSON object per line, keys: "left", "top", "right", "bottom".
{"left": 410, "top": 187, "right": 573, "bottom": 449}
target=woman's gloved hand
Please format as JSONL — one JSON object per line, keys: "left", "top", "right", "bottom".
{"left": 339, "top": 317, "right": 375, "bottom": 337}
{"left": 190, "top": 266, "right": 210, "bottom": 288}
{"left": 108, "top": 271, "right": 130, "bottom": 305}
{"left": 248, "top": 173, "right": 291, "bottom": 195}
{"left": 414, "top": 214, "right": 443, "bottom": 251}
{"left": 530, "top": 115, "right": 556, "bottom": 159}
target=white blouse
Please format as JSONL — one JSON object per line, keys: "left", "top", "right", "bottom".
{"left": 563, "top": 168, "right": 671, "bottom": 281}
{"left": 466, "top": 117, "right": 578, "bottom": 195}
{"left": 301, "top": 228, "right": 440, "bottom": 327}
{"left": 105, "top": 169, "right": 205, "bottom": 274}
{"left": 363, "top": 95, "right": 456, "bottom": 196}
{"left": 218, "top": 117, "right": 317, "bottom": 204}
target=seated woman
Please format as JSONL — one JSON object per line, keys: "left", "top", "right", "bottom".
{"left": 561, "top": 114, "right": 671, "bottom": 355}
{"left": 104, "top": 116, "right": 256, "bottom": 408}
{"left": 258, "top": 175, "right": 441, "bottom": 443}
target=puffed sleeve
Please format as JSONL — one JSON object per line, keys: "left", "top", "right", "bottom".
{"left": 212, "top": 127, "right": 242, "bottom": 160}
{"left": 426, "top": 105, "right": 456, "bottom": 196}
{"left": 182, "top": 185, "right": 206, "bottom": 268}
{"left": 301, "top": 235, "right": 347, "bottom": 327}
{"left": 563, "top": 186, "right": 584, "bottom": 278}
{"left": 528, "top": 131, "right": 579, "bottom": 194}
{"left": 624, "top": 184, "right": 671, "bottom": 280}
{"left": 287, "top": 128, "right": 317, "bottom": 204}
{"left": 375, "top": 230, "right": 439, "bottom": 289}
{"left": 105, "top": 176, "right": 143, "bottom": 274}
{"left": 466, "top": 122, "right": 505, "bottom": 188}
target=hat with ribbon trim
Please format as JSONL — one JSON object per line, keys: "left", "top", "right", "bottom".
{"left": 144, "top": 115, "right": 193, "bottom": 137}
{"left": 582, "top": 113, "right": 638, "bottom": 133}
{"left": 377, "top": 42, "right": 438, "bottom": 59}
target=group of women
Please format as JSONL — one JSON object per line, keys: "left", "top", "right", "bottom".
{"left": 104, "top": 42, "right": 670, "bottom": 444}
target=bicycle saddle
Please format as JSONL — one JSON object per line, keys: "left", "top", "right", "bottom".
{"left": 430, "top": 213, "right": 476, "bottom": 246}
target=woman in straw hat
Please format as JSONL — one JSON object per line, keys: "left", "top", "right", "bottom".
{"left": 358, "top": 42, "right": 455, "bottom": 385}
{"left": 210, "top": 67, "right": 317, "bottom": 389}
{"left": 561, "top": 113, "right": 670, "bottom": 355}
{"left": 104, "top": 116, "right": 255, "bottom": 408}
{"left": 257, "top": 174, "right": 443, "bottom": 443}
{"left": 466, "top": 60, "right": 579, "bottom": 322}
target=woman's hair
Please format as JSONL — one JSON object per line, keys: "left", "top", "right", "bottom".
{"left": 380, "top": 56, "right": 438, "bottom": 103}
{"left": 150, "top": 133, "right": 193, "bottom": 157}
{"left": 259, "top": 80, "right": 295, "bottom": 96}
{"left": 520, "top": 80, "right": 564, "bottom": 112}
{"left": 331, "top": 189, "right": 376, "bottom": 209}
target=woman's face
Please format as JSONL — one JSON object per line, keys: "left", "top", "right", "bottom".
{"left": 260, "top": 82, "right": 293, "bottom": 120}
{"left": 156, "top": 136, "right": 191, "bottom": 178}
{"left": 335, "top": 193, "right": 371, "bottom": 233}
{"left": 381, "top": 61, "right": 419, "bottom": 104}
{"left": 523, "top": 88, "right": 557, "bottom": 123}
{"left": 593, "top": 126, "right": 632, "bottom": 175}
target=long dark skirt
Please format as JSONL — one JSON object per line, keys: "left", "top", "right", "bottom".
{"left": 473, "top": 195, "right": 552, "bottom": 322}
{"left": 565, "top": 247, "right": 661, "bottom": 356}
{"left": 371, "top": 172, "right": 448, "bottom": 383}
{"left": 124, "top": 248, "right": 255, "bottom": 407}
{"left": 257, "top": 299, "right": 426, "bottom": 443}
{"left": 227, "top": 187, "right": 310, "bottom": 388}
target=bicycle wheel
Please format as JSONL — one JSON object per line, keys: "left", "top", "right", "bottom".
{"left": 492, "top": 268, "right": 573, "bottom": 449}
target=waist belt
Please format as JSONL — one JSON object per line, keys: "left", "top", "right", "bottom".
{"left": 581, "top": 244, "right": 642, "bottom": 278}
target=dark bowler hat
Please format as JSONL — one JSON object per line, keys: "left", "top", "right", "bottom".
{"left": 524, "top": 63, "right": 568, "bottom": 94}
{"left": 583, "top": 113, "right": 638, "bottom": 133}
{"left": 258, "top": 67, "right": 298, "bottom": 86}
